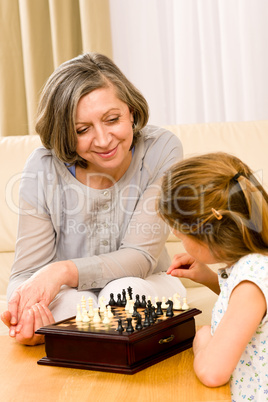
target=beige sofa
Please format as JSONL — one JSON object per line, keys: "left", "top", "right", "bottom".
{"left": 1, "top": 120, "right": 268, "bottom": 335}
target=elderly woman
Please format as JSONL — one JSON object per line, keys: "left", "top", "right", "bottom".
{"left": 1, "top": 53, "right": 185, "bottom": 345}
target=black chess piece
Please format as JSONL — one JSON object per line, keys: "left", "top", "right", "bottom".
{"left": 140, "top": 295, "right": 147, "bottom": 308}
{"left": 151, "top": 306, "right": 158, "bottom": 321}
{"left": 126, "top": 317, "right": 134, "bottom": 333}
{"left": 109, "top": 293, "right": 116, "bottom": 306}
{"left": 143, "top": 311, "right": 150, "bottom": 327}
{"left": 132, "top": 305, "right": 138, "bottom": 318}
{"left": 166, "top": 299, "right": 174, "bottom": 317}
{"left": 116, "top": 318, "right": 124, "bottom": 332}
{"left": 127, "top": 286, "right": 133, "bottom": 300}
{"left": 135, "top": 312, "right": 143, "bottom": 330}
{"left": 122, "top": 289, "right": 126, "bottom": 306}
{"left": 135, "top": 294, "right": 141, "bottom": 308}
{"left": 116, "top": 293, "right": 122, "bottom": 307}
{"left": 156, "top": 301, "right": 163, "bottom": 316}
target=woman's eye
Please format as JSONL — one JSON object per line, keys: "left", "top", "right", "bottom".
{"left": 76, "top": 127, "right": 88, "bottom": 135}
{"left": 107, "top": 117, "right": 119, "bottom": 124}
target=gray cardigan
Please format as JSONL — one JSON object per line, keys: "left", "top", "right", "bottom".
{"left": 8, "top": 125, "right": 183, "bottom": 298}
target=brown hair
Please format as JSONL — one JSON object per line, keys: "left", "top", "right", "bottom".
{"left": 158, "top": 152, "right": 268, "bottom": 265}
{"left": 35, "top": 53, "right": 149, "bottom": 168}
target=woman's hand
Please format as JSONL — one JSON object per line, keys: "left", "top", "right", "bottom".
{"left": 3, "top": 302, "right": 55, "bottom": 345}
{"left": 2, "top": 260, "right": 78, "bottom": 344}
{"left": 167, "top": 253, "right": 220, "bottom": 294}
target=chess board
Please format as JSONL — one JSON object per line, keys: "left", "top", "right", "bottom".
{"left": 36, "top": 305, "right": 201, "bottom": 374}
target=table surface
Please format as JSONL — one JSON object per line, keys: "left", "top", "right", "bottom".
{"left": 0, "top": 335, "right": 231, "bottom": 402}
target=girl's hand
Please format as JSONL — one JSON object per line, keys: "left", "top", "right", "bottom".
{"left": 167, "top": 253, "right": 220, "bottom": 294}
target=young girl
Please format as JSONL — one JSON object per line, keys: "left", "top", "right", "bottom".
{"left": 158, "top": 152, "right": 268, "bottom": 401}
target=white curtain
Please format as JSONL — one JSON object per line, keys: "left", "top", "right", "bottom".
{"left": 109, "top": 0, "right": 268, "bottom": 126}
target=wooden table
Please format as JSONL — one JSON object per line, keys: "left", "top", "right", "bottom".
{"left": 0, "top": 335, "right": 231, "bottom": 402}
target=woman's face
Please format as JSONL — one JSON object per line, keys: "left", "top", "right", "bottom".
{"left": 75, "top": 84, "right": 134, "bottom": 181}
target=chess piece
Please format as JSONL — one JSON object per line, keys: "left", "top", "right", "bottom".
{"left": 161, "top": 296, "right": 167, "bottom": 309}
{"left": 156, "top": 301, "right": 163, "bottom": 316}
{"left": 126, "top": 317, "right": 134, "bottom": 333}
{"left": 135, "top": 294, "right": 141, "bottom": 308}
{"left": 109, "top": 293, "right": 116, "bottom": 306}
{"left": 125, "top": 294, "right": 130, "bottom": 311}
{"left": 140, "top": 295, "right": 147, "bottom": 308}
{"left": 122, "top": 289, "right": 127, "bottom": 306}
{"left": 93, "top": 308, "right": 101, "bottom": 323}
{"left": 135, "top": 312, "right": 143, "bottom": 330}
{"left": 127, "top": 286, "right": 133, "bottom": 300}
{"left": 143, "top": 311, "right": 150, "bottom": 327}
{"left": 116, "top": 293, "right": 122, "bottom": 307}
{"left": 75, "top": 303, "right": 82, "bottom": 322}
{"left": 166, "top": 299, "right": 174, "bottom": 317}
{"left": 182, "top": 298, "right": 189, "bottom": 310}
{"left": 116, "top": 318, "right": 124, "bottom": 332}
{"left": 102, "top": 310, "right": 110, "bottom": 324}
{"left": 107, "top": 305, "right": 114, "bottom": 318}
{"left": 173, "top": 293, "right": 182, "bottom": 310}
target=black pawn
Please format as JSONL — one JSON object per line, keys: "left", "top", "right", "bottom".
{"left": 143, "top": 311, "right": 151, "bottom": 327}
{"left": 156, "top": 301, "right": 163, "bottom": 316}
{"left": 109, "top": 293, "right": 116, "bottom": 306}
{"left": 116, "top": 318, "right": 124, "bottom": 332}
{"left": 116, "top": 293, "right": 122, "bottom": 306}
{"left": 135, "top": 294, "right": 141, "bottom": 307}
{"left": 151, "top": 306, "right": 158, "bottom": 321}
{"left": 126, "top": 317, "right": 134, "bottom": 333}
{"left": 135, "top": 312, "right": 143, "bottom": 330}
{"left": 132, "top": 305, "right": 138, "bottom": 318}
{"left": 140, "top": 295, "right": 147, "bottom": 308}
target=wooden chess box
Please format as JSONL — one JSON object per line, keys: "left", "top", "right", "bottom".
{"left": 36, "top": 307, "right": 201, "bottom": 374}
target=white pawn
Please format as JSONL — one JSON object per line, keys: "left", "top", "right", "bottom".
{"left": 154, "top": 296, "right": 159, "bottom": 308}
{"left": 75, "top": 303, "right": 82, "bottom": 322}
{"left": 182, "top": 298, "right": 189, "bottom": 310}
{"left": 107, "top": 305, "right": 114, "bottom": 318}
{"left": 93, "top": 308, "right": 101, "bottom": 323}
{"left": 102, "top": 310, "right": 110, "bottom": 324}
{"left": 82, "top": 309, "right": 90, "bottom": 323}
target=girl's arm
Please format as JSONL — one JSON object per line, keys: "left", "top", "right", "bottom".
{"left": 193, "top": 280, "right": 267, "bottom": 387}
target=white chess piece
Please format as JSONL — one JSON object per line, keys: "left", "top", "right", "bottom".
{"left": 88, "top": 298, "right": 94, "bottom": 317}
{"left": 99, "top": 296, "right": 106, "bottom": 313}
{"left": 182, "top": 298, "right": 189, "bottom": 310}
{"left": 107, "top": 305, "right": 114, "bottom": 318}
{"left": 173, "top": 293, "right": 182, "bottom": 310}
{"left": 75, "top": 304, "right": 82, "bottom": 322}
{"left": 102, "top": 310, "right": 110, "bottom": 324}
{"left": 161, "top": 296, "right": 167, "bottom": 309}
{"left": 93, "top": 308, "right": 101, "bottom": 323}
{"left": 82, "top": 309, "right": 90, "bottom": 323}
{"left": 125, "top": 294, "right": 130, "bottom": 311}
{"left": 154, "top": 296, "right": 159, "bottom": 308}
{"left": 128, "top": 300, "right": 134, "bottom": 314}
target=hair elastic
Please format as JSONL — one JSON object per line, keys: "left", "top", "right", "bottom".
{"left": 232, "top": 172, "right": 243, "bottom": 182}
{"left": 211, "top": 208, "right": 223, "bottom": 220}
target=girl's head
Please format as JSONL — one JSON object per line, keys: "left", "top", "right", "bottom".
{"left": 35, "top": 52, "right": 149, "bottom": 168}
{"left": 158, "top": 152, "right": 268, "bottom": 265}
